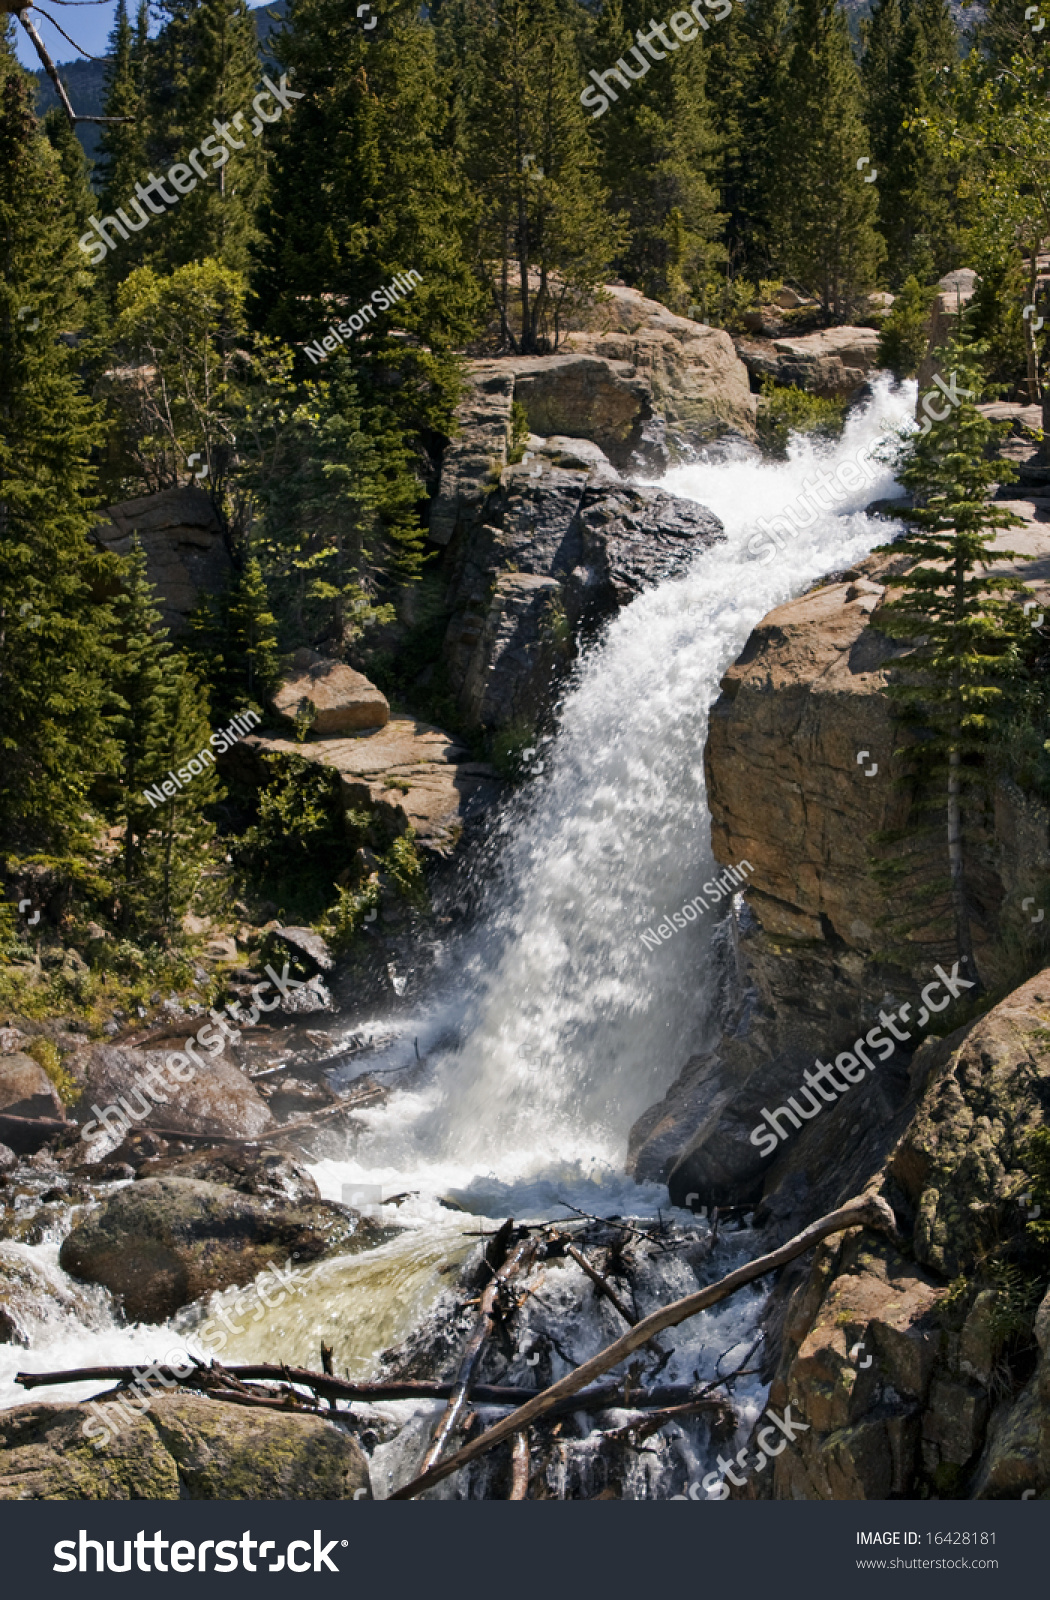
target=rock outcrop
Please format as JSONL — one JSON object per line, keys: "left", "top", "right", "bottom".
{"left": 272, "top": 648, "right": 390, "bottom": 734}
{"left": 240, "top": 717, "right": 501, "bottom": 853}
{"left": 92, "top": 487, "right": 231, "bottom": 636}
{"left": 439, "top": 438, "right": 724, "bottom": 730}
{"left": 58, "top": 1175, "right": 375, "bottom": 1321}
{"left": 736, "top": 326, "right": 882, "bottom": 399}
{"left": 0, "top": 1394, "right": 370, "bottom": 1499}
{"left": 629, "top": 511, "right": 1050, "bottom": 1208}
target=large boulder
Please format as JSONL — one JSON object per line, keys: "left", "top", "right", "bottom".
{"left": 428, "top": 288, "right": 756, "bottom": 547}
{"left": 272, "top": 647, "right": 390, "bottom": 734}
{"left": 58, "top": 1175, "right": 376, "bottom": 1321}
{"left": 559, "top": 283, "right": 758, "bottom": 451}
{"left": 0, "top": 1394, "right": 370, "bottom": 1499}
{"left": 92, "top": 487, "right": 232, "bottom": 637}
{"left": 73, "top": 1043, "right": 275, "bottom": 1146}
{"left": 441, "top": 446, "right": 724, "bottom": 729}
{"left": 0, "top": 1054, "right": 63, "bottom": 1120}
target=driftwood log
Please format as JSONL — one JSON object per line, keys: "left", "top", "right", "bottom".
{"left": 389, "top": 1192, "right": 899, "bottom": 1500}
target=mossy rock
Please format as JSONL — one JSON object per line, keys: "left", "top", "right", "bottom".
{"left": 0, "top": 1395, "right": 370, "bottom": 1499}
{"left": 59, "top": 1176, "right": 382, "bottom": 1322}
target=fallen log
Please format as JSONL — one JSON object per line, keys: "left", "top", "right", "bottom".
{"left": 419, "top": 1227, "right": 535, "bottom": 1475}
{"left": 0, "top": 1111, "right": 74, "bottom": 1154}
{"left": 389, "top": 1191, "right": 899, "bottom": 1500}
{"left": 14, "top": 1362, "right": 718, "bottom": 1417}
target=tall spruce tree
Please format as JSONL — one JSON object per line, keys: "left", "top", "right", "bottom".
{"left": 143, "top": 655, "right": 220, "bottom": 938}
{"left": 253, "top": 0, "right": 480, "bottom": 423}
{"left": 875, "top": 343, "right": 1030, "bottom": 974}
{"left": 0, "top": 30, "right": 110, "bottom": 857}
{"left": 588, "top": 0, "right": 723, "bottom": 312}
{"left": 97, "top": 0, "right": 152, "bottom": 278}
{"left": 105, "top": 539, "right": 218, "bottom": 936}
{"left": 146, "top": 0, "right": 266, "bottom": 273}
{"left": 862, "top": 0, "right": 960, "bottom": 285}
{"left": 776, "top": 0, "right": 883, "bottom": 314}
{"left": 710, "top": 0, "right": 790, "bottom": 285}
{"left": 445, "top": 0, "right": 620, "bottom": 348}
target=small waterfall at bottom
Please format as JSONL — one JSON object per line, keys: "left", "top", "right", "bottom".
{"left": 0, "top": 377, "right": 916, "bottom": 1498}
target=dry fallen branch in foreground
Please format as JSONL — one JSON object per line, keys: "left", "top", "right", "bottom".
{"left": 389, "top": 1191, "right": 899, "bottom": 1500}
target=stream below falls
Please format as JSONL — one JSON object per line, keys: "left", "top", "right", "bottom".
{"left": 0, "top": 376, "right": 918, "bottom": 1496}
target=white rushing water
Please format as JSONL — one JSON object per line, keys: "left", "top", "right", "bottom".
{"left": 1, "top": 375, "right": 915, "bottom": 1428}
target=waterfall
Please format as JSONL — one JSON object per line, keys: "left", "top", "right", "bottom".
{"left": 0, "top": 375, "right": 916, "bottom": 1412}
{"left": 309, "top": 374, "right": 917, "bottom": 1217}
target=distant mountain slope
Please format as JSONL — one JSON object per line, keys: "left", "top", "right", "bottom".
{"left": 31, "top": 1, "right": 288, "bottom": 166}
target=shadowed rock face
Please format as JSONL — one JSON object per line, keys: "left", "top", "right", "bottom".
{"left": 92, "top": 487, "right": 231, "bottom": 636}
{"left": 442, "top": 450, "right": 724, "bottom": 730}
{"left": 58, "top": 1175, "right": 377, "bottom": 1322}
{"left": 0, "top": 1394, "right": 371, "bottom": 1499}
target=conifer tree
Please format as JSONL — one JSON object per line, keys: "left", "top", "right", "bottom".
{"left": 711, "top": 0, "right": 789, "bottom": 284}
{"left": 226, "top": 555, "right": 281, "bottom": 707}
{"left": 42, "top": 109, "right": 96, "bottom": 243}
{"left": 105, "top": 539, "right": 173, "bottom": 929}
{"left": 105, "top": 539, "right": 219, "bottom": 937}
{"left": 0, "top": 30, "right": 110, "bottom": 857}
{"left": 142, "top": 655, "right": 220, "bottom": 938}
{"left": 97, "top": 0, "right": 152, "bottom": 279}
{"left": 588, "top": 0, "right": 723, "bottom": 311}
{"left": 253, "top": 0, "right": 480, "bottom": 425}
{"left": 875, "top": 343, "right": 1030, "bottom": 973}
{"left": 775, "top": 0, "right": 883, "bottom": 314}
{"left": 147, "top": 0, "right": 266, "bottom": 273}
{"left": 862, "top": 0, "right": 960, "bottom": 285}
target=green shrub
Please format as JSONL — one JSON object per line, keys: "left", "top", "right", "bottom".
{"left": 26, "top": 1037, "right": 79, "bottom": 1107}
{"left": 757, "top": 377, "right": 847, "bottom": 459}
{"left": 876, "top": 276, "right": 937, "bottom": 380}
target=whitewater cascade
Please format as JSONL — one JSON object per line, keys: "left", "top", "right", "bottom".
{"left": 0, "top": 376, "right": 915, "bottom": 1412}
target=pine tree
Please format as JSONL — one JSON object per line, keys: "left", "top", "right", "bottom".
{"left": 776, "top": 0, "right": 883, "bottom": 315}
{"left": 226, "top": 555, "right": 281, "bottom": 708}
{"left": 97, "top": 0, "right": 152, "bottom": 278}
{"left": 862, "top": 0, "right": 960, "bottom": 285}
{"left": 0, "top": 30, "right": 110, "bottom": 857}
{"left": 588, "top": 0, "right": 723, "bottom": 311}
{"left": 253, "top": 0, "right": 480, "bottom": 420}
{"left": 711, "top": 0, "right": 789, "bottom": 284}
{"left": 105, "top": 538, "right": 173, "bottom": 930}
{"left": 41, "top": 109, "right": 97, "bottom": 243}
{"left": 142, "top": 655, "right": 220, "bottom": 938}
{"left": 146, "top": 0, "right": 266, "bottom": 273}
{"left": 875, "top": 342, "right": 1031, "bottom": 974}
{"left": 447, "top": 0, "right": 621, "bottom": 349}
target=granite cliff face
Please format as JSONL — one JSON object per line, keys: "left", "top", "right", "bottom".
{"left": 629, "top": 516, "right": 1050, "bottom": 1214}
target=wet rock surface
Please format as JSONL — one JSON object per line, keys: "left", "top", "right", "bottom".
{"left": 72, "top": 1043, "right": 276, "bottom": 1144}
{"left": 58, "top": 1176, "right": 377, "bottom": 1322}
